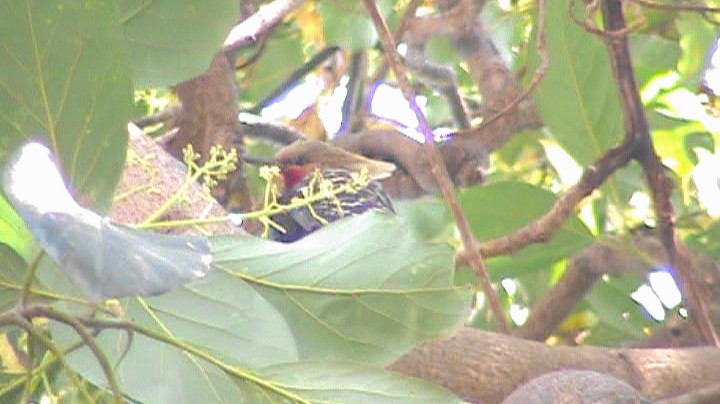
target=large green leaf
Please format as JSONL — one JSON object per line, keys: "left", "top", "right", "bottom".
{"left": 35, "top": 213, "right": 467, "bottom": 402}
{"left": 257, "top": 361, "right": 463, "bottom": 403}
{"left": 460, "top": 182, "right": 595, "bottom": 278}
{"left": 0, "top": 0, "right": 133, "bottom": 210}
{"left": 212, "top": 212, "right": 471, "bottom": 365}
{"left": 115, "top": 0, "right": 238, "bottom": 88}
{"left": 531, "top": 0, "right": 624, "bottom": 165}
{"left": 50, "top": 270, "right": 299, "bottom": 403}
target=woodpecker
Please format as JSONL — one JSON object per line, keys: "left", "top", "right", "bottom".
{"left": 268, "top": 140, "right": 396, "bottom": 242}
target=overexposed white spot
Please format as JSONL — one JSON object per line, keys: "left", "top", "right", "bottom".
{"left": 693, "top": 148, "right": 720, "bottom": 216}
{"left": 228, "top": 212, "right": 244, "bottom": 227}
{"left": 261, "top": 78, "right": 323, "bottom": 121}
{"left": 501, "top": 278, "right": 516, "bottom": 296}
{"left": 509, "top": 304, "right": 529, "bottom": 325}
{"left": 540, "top": 139, "right": 582, "bottom": 186}
{"left": 648, "top": 270, "right": 682, "bottom": 309}
{"left": 631, "top": 284, "right": 665, "bottom": 321}
{"left": 318, "top": 78, "right": 347, "bottom": 135}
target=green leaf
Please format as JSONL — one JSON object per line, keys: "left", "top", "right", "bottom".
{"left": 52, "top": 271, "right": 299, "bottom": 403}
{"left": 239, "top": 33, "right": 305, "bottom": 105}
{"left": 115, "top": 0, "right": 238, "bottom": 88}
{"left": 584, "top": 276, "right": 651, "bottom": 345}
{"left": 630, "top": 34, "right": 681, "bottom": 89}
{"left": 0, "top": 195, "right": 34, "bottom": 262}
{"left": 0, "top": 245, "right": 27, "bottom": 313}
{"left": 212, "top": 213, "right": 471, "bottom": 365}
{"left": 0, "top": 0, "right": 133, "bottom": 210}
{"left": 649, "top": 111, "right": 708, "bottom": 178}
{"left": 676, "top": 13, "right": 716, "bottom": 86}
{"left": 426, "top": 36, "right": 462, "bottom": 68}
{"left": 460, "top": 182, "right": 595, "bottom": 278}
{"left": 530, "top": 0, "right": 623, "bottom": 165}
{"left": 395, "top": 199, "right": 453, "bottom": 242}
{"left": 317, "top": 0, "right": 395, "bottom": 51}
{"left": 686, "top": 219, "right": 720, "bottom": 261}
{"left": 258, "top": 361, "right": 463, "bottom": 403}
{"left": 481, "top": 0, "right": 526, "bottom": 69}
{"left": 319, "top": 1, "right": 376, "bottom": 51}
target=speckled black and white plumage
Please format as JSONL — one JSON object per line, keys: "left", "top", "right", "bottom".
{"left": 270, "top": 169, "right": 395, "bottom": 242}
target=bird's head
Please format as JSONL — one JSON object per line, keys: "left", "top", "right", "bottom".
{"left": 274, "top": 140, "right": 396, "bottom": 189}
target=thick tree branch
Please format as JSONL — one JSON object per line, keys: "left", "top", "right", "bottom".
{"left": 391, "top": 327, "right": 720, "bottom": 403}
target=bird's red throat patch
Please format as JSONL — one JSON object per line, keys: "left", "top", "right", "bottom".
{"left": 281, "top": 166, "right": 308, "bottom": 190}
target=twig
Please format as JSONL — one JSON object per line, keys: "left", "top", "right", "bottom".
{"left": 362, "top": 0, "right": 508, "bottom": 332}
{"left": 6, "top": 314, "right": 96, "bottom": 403}
{"left": 368, "top": 0, "right": 423, "bottom": 85}
{"left": 238, "top": 113, "right": 305, "bottom": 145}
{"left": 339, "top": 51, "right": 367, "bottom": 134}
{"left": 30, "top": 306, "right": 123, "bottom": 403}
{"left": 472, "top": 143, "right": 633, "bottom": 259}
{"left": 628, "top": 0, "right": 720, "bottom": 13}
{"left": 132, "top": 105, "right": 179, "bottom": 129}
{"left": 568, "top": 0, "right": 646, "bottom": 40}
{"left": 19, "top": 253, "right": 44, "bottom": 307}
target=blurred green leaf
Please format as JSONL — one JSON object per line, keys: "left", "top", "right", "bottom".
{"left": 530, "top": 0, "right": 623, "bottom": 165}
{"left": 426, "top": 36, "right": 462, "bottom": 68}
{"left": 686, "top": 219, "right": 720, "bottom": 261}
{"left": 482, "top": 0, "right": 526, "bottom": 69}
{"left": 239, "top": 32, "right": 305, "bottom": 105}
{"left": 423, "top": 91, "right": 454, "bottom": 128}
{"left": 650, "top": 111, "right": 708, "bottom": 177}
{"left": 319, "top": 1, "right": 377, "bottom": 51}
{"left": 0, "top": 245, "right": 27, "bottom": 313}
{"left": 584, "top": 276, "right": 652, "bottom": 345}
{"left": 0, "top": 0, "right": 133, "bottom": 210}
{"left": 213, "top": 213, "right": 471, "bottom": 365}
{"left": 0, "top": 195, "right": 34, "bottom": 262}
{"left": 676, "top": 13, "right": 716, "bottom": 87}
{"left": 460, "top": 182, "right": 595, "bottom": 278}
{"left": 115, "top": 0, "right": 238, "bottom": 88}
{"left": 317, "top": 0, "right": 395, "bottom": 51}
{"left": 630, "top": 34, "right": 681, "bottom": 89}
